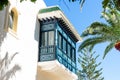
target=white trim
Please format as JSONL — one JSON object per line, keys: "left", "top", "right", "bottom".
{"left": 38, "top": 6, "right": 82, "bottom": 42}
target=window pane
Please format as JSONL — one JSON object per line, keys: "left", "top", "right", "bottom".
{"left": 63, "top": 38, "right": 66, "bottom": 53}
{"left": 8, "top": 11, "right": 14, "bottom": 29}
{"left": 48, "top": 31, "right": 54, "bottom": 45}
{"left": 67, "top": 43, "right": 71, "bottom": 58}
{"left": 41, "top": 32, "right": 47, "bottom": 47}
{"left": 72, "top": 48, "right": 75, "bottom": 62}
{"left": 58, "top": 32, "right": 62, "bottom": 49}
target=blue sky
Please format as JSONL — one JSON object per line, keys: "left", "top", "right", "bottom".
{"left": 44, "top": 0, "right": 120, "bottom": 80}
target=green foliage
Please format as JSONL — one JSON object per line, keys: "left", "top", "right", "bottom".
{"left": 77, "top": 47, "right": 104, "bottom": 80}
{"left": 70, "top": 0, "right": 120, "bottom": 11}
{"left": 0, "top": 0, "right": 8, "bottom": 10}
{"left": 73, "top": 0, "right": 115, "bottom": 11}
{"left": 20, "top": 0, "right": 36, "bottom": 2}
{"left": 0, "top": 52, "right": 21, "bottom": 80}
{"left": 0, "top": 0, "right": 36, "bottom": 10}
{"left": 79, "top": 6, "right": 120, "bottom": 59}
{"left": 69, "top": 0, "right": 85, "bottom": 9}
{"left": 102, "top": 0, "right": 110, "bottom": 9}
{"left": 0, "top": 0, "right": 89, "bottom": 11}
{"left": 102, "top": 0, "right": 120, "bottom": 11}
{"left": 0, "top": 0, "right": 120, "bottom": 12}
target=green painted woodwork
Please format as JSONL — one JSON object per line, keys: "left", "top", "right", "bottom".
{"left": 39, "top": 6, "right": 60, "bottom": 14}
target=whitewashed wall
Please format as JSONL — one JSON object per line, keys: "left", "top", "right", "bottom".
{"left": 0, "top": 0, "right": 46, "bottom": 80}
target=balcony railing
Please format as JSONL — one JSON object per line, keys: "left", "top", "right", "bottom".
{"left": 39, "top": 45, "right": 55, "bottom": 61}
{"left": 39, "top": 45, "right": 76, "bottom": 73}
{"left": 56, "top": 48, "right": 76, "bottom": 73}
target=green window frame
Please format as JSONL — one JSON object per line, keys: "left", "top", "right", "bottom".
{"left": 41, "top": 31, "right": 54, "bottom": 47}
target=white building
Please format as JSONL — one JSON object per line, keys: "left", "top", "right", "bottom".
{"left": 0, "top": 0, "right": 81, "bottom": 80}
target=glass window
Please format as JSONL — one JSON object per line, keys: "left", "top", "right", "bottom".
{"left": 8, "top": 11, "right": 14, "bottom": 29}
{"left": 48, "top": 31, "right": 54, "bottom": 46}
{"left": 67, "top": 43, "right": 71, "bottom": 58}
{"left": 41, "top": 31, "right": 54, "bottom": 47}
{"left": 8, "top": 8, "right": 18, "bottom": 32}
{"left": 63, "top": 38, "right": 67, "bottom": 53}
{"left": 58, "top": 32, "right": 62, "bottom": 49}
{"left": 72, "top": 48, "right": 76, "bottom": 62}
{"left": 41, "top": 32, "right": 47, "bottom": 47}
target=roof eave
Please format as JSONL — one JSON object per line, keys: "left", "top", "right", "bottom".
{"left": 38, "top": 6, "right": 82, "bottom": 42}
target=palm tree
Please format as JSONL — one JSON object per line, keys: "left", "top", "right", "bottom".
{"left": 69, "top": 0, "right": 120, "bottom": 11}
{"left": 78, "top": 6, "right": 120, "bottom": 59}
{"left": 0, "top": 52, "right": 21, "bottom": 80}
{"left": 1, "top": 0, "right": 120, "bottom": 11}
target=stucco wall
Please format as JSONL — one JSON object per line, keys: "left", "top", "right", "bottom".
{"left": 0, "top": 0, "right": 46, "bottom": 80}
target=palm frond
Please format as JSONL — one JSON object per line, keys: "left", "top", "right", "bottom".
{"left": 112, "top": 9, "right": 120, "bottom": 25}
{"left": 81, "top": 22, "right": 110, "bottom": 37}
{"left": 103, "top": 42, "right": 115, "bottom": 59}
{"left": 102, "top": 0, "right": 110, "bottom": 9}
{"left": 102, "top": 12, "right": 118, "bottom": 27}
{"left": 78, "top": 36, "right": 108, "bottom": 52}
{"left": 102, "top": 6, "right": 120, "bottom": 27}
{"left": 79, "top": 0, "right": 120, "bottom": 59}
{"left": 102, "top": 12, "right": 115, "bottom": 26}
{"left": 79, "top": 0, "right": 85, "bottom": 10}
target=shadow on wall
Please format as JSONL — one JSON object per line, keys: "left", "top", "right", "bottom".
{"left": 34, "top": 16, "right": 40, "bottom": 80}
{"left": 34, "top": 17, "right": 40, "bottom": 62}
{"left": 0, "top": 52, "right": 21, "bottom": 80}
{"left": 0, "top": 7, "right": 7, "bottom": 49}
{"left": 0, "top": 26, "right": 7, "bottom": 48}
{"left": 34, "top": 18, "right": 40, "bottom": 42}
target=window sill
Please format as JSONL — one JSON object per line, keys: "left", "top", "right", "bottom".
{"left": 7, "top": 28, "right": 18, "bottom": 39}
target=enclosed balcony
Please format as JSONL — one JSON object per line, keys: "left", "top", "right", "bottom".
{"left": 37, "top": 6, "right": 82, "bottom": 80}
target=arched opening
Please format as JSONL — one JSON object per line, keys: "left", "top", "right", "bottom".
{"left": 8, "top": 7, "right": 18, "bottom": 32}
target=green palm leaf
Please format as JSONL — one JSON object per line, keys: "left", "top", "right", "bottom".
{"left": 78, "top": 36, "right": 107, "bottom": 52}
{"left": 81, "top": 22, "right": 111, "bottom": 37}
{"left": 79, "top": 5, "right": 120, "bottom": 58}
{"left": 103, "top": 42, "right": 115, "bottom": 59}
